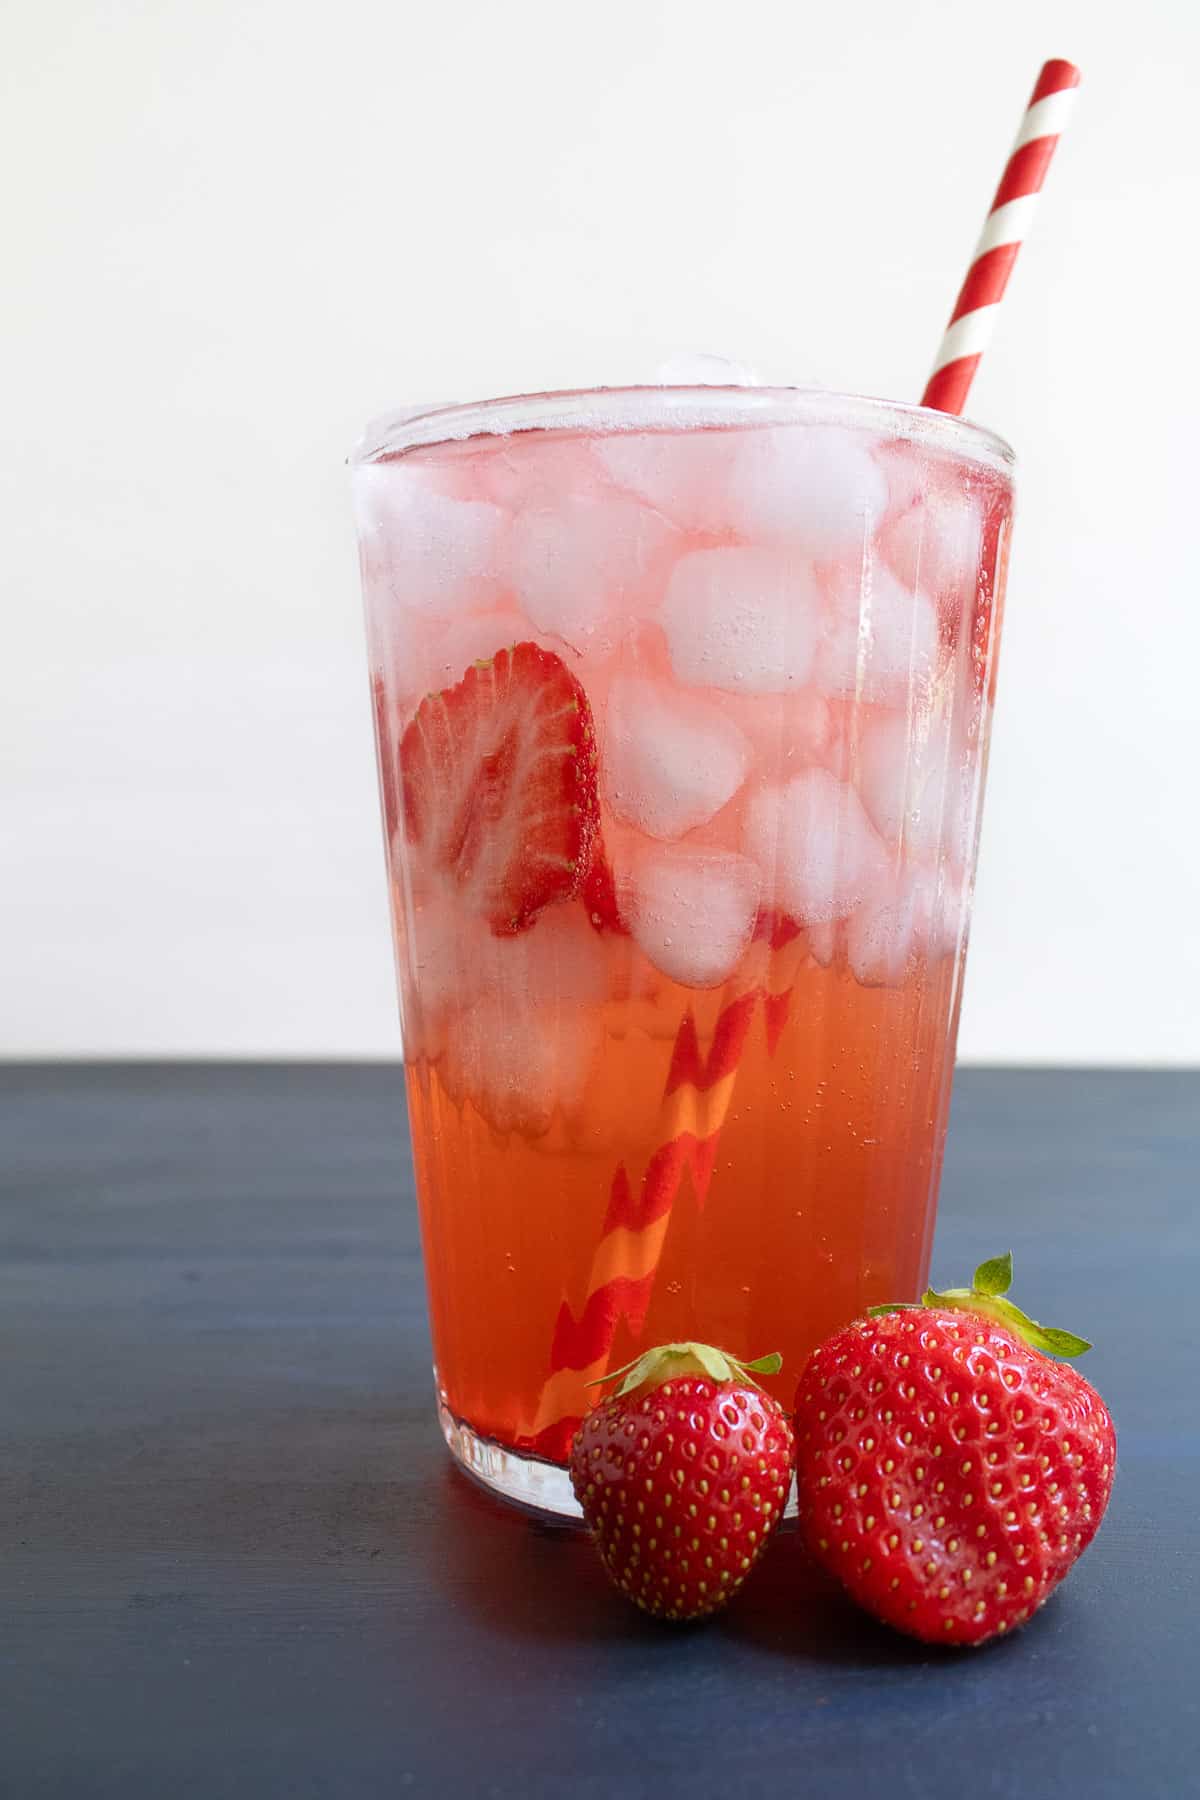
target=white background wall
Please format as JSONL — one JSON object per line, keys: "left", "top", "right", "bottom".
{"left": 5, "top": 0, "right": 1197, "bottom": 1062}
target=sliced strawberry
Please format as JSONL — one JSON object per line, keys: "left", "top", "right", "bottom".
{"left": 399, "top": 642, "right": 599, "bottom": 936}
{"left": 581, "top": 833, "right": 627, "bottom": 934}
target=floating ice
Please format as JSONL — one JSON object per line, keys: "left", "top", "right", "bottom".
{"left": 475, "top": 437, "right": 604, "bottom": 511}
{"left": 857, "top": 712, "right": 953, "bottom": 859}
{"left": 744, "top": 768, "right": 888, "bottom": 925}
{"left": 846, "top": 865, "right": 965, "bottom": 986}
{"left": 399, "top": 884, "right": 484, "bottom": 1059}
{"left": 718, "top": 685, "right": 834, "bottom": 770}
{"left": 725, "top": 426, "right": 889, "bottom": 557}
{"left": 480, "top": 904, "right": 612, "bottom": 1009}
{"left": 354, "top": 466, "right": 507, "bottom": 617}
{"left": 816, "top": 564, "right": 939, "bottom": 704}
{"left": 392, "top": 610, "right": 534, "bottom": 712}
{"left": 661, "top": 546, "right": 824, "bottom": 694}
{"left": 604, "top": 676, "right": 750, "bottom": 840}
{"left": 595, "top": 430, "right": 741, "bottom": 532}
{"left": 440, "top": 994, "right": 599, "bottom": 1137}
{"left": 412, "top": 902, "right": 610, "bottom": 1133}
{"left": 881, "top": 488, "right": 984, "bottom": 610}
{"left": 623, "top": 846, "right": 761, "bottom": 989}
{"left": 845, "top": 866, "right": 931, "bottom": 987}
{"left": 807, "top": 919, "right": 837, "bottom": 967}
{"left": 508, "top": 493, "right": 674, "bottom": 651}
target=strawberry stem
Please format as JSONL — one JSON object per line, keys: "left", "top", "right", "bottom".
{"left": 869, "top": 1252, "right": 1091, "bottom": 1358}
{"left": 587, "top": 1342, "right": 783, "bottom": 1400}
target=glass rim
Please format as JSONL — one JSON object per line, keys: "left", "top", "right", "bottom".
{"left": 351, "top": 384, "right": 1016, "bottom": 476}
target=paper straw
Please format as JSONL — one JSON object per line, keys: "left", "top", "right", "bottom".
{"left": 525, "top": 925, "right": 807, "bottom": 1464}
{"left": 922, "top": 59, "right": 1081, "bottom": 416}
{"left": 523, "top": 985, "right": 759, "bottom": 1464}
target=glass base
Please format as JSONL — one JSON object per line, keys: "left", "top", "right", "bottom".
{"left": 437, "top": 1387, "right": 800, "bottom": 1525}
{"left": 437, "top": 1391, "right": 583, "bottom": 1523}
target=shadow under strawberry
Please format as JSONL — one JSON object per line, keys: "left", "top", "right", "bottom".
{"left": 433, "top": 1461, "right": 1039, "bottom": 1667}
{"left": 713, "top": 1537, "right": 1054, "bottom": 1668}
{"left": 431, "top": 1462, "right": 667, "bottom": 1647}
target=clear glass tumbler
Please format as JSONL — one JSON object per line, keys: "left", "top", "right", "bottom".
{"left": 351, "top": 387, "right": 1014, "bottom": 1518}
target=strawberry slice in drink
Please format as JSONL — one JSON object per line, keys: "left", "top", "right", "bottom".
{"left": 400, "top": 641, "right": 600, "bottom": 935}
{"left": 581, "top": 833, "right": 626, "bottom": 934}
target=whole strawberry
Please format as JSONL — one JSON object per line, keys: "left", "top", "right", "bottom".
{"left": 794, "top": 1254, "right": 1116, "bottom": 1647}
{"left": 570, "top": 1342, "right": 794, "bottom": 1621}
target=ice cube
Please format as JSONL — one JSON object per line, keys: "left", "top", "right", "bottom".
{"left": 353, "top": 465, "right": 507, "bottom": 617}
{"left": 595, "top": 429, "right": 741, "bottom": 531}
{"left": 744, "top": 768, "right": 888, "bottom": 925}
{"left": 603, "top": 676, "right": 751, "bottom": 840}
{"left": 881, "top": 488, "right": 983, "bottom": 612}
{"left": 857, "top": 711, "right": 953, "bottom": 859}
{"left": 816, "top": 563, "right": 939, "bottom": 704}
{"left": 844, "top": 865, "right": 932, "bottom": 987}
{"left": 719, "top": 685, "right": 833, "bottom": 769}
{"left": 807, "top": 919, "right": 837, "bottom": 967}
{"left": 661, "top": 546, "right": 824, "bottom": 694}
{"left": 398, "top": 882, "right": 485, "bottom": 1060}
{"left": 392, "top": 610, "right": 534, "bottom": 714}
{"left": 846, "top": 865, "right": 967, "bottom": 987}
{"left": 623, "top": 846, "right": 761, "bottom": 989}
{"left": 508, "top": 493, "right": 676, "bottom": 651}
{"left": 725, "top": 426, "right": 889, "bottom": 557}
{"left": 440, "top": 994, "right": 600, "bottom": 1138}
{"left": 419, "top": 903, "right": 611, "bottom": 1135}
{"left": 474, "top": 437, "right": 606, "bottom": 511}
{"left": 482, "top": 903, "right": 612, "bottom": 1009}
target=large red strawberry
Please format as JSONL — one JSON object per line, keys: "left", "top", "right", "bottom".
{"left": 399, "top": 641, "right": 599, "bottom": 935}
{"left": 794, "top": 1254, "right": 1116, "bottom": 1647}
{"left": 569, "top": 1342, "right": 794, "bottom": 1621}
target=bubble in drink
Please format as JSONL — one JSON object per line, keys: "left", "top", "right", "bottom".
{"left": 622, "top": 845, "right": 761, "bottom": 989}
{"left": 661, "top": 545, "right": 823, "bottom": 693}
{"left": 603, "top": 675, "right": 751, "bottom": 841}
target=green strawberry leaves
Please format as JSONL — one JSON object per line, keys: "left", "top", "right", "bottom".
{"left": 971, "top": 1251, "right": 1014, "bottom": 1296}
{"left": 870, "top": 1252, "right": 1092, "bottom": 1358}
{"left": 589, "top": 1343, "right": 783, "bottom": 1399}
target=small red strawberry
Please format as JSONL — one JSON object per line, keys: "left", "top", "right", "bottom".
{"left": 399, "top": 642, "right": 599, "bottom": 935}
{"left": 794, "top": 1253, "right": 1116, "bottom": 1647}
{"left": 569, "top": 1342, "right": 794, "bottom": 1621}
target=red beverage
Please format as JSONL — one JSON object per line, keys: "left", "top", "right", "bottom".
{"left": 353, "top": 389, "right": 1013, "bottom": 1516}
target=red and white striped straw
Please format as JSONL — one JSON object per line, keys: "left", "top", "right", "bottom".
{"left": 922, "top": 59, "right": 1081, "bottom": 416}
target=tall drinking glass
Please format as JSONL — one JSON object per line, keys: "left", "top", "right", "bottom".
{"left": 351, "top": 388, "right": 1014, "bottom": 1518}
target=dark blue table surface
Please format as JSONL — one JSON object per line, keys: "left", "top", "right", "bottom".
{"left": 2, "top": 1065, "right": 1197, "bottom": 1798}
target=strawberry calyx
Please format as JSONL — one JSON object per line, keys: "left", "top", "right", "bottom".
{"left": 589, "top": 1341, "right": 783, "bottom": 1400}
{"left": 869, "top": 1251, "right": 1092, "bottom": 1359}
